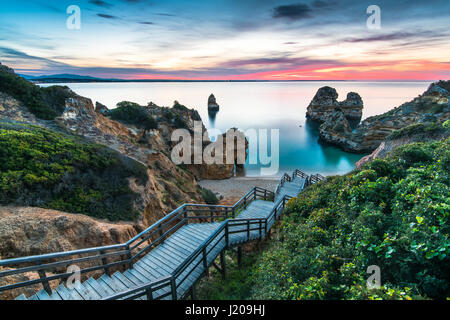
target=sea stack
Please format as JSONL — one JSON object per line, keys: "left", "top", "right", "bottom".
{"left": 208, "top": 94, "right": 220, "bottom": 111}
{"left": 306, "top": 86, "right": 363, "bottom": 126}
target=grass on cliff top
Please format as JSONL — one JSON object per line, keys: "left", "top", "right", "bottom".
{"left": 199, "top": 138, "right": 450, "bottom": 300}
{"left": 0, "top": 121, "right": 148, "bottom": 221}
{"left": 0, "top": 66, "right": 74, "bottom": 120}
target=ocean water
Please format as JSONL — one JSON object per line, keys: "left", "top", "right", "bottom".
{"left": 41, "top": 81, "right": 430, "bottom": 177}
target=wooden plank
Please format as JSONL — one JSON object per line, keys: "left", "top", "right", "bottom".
{"left": 75, "top": 282, "right": 102, "bottom": 300}
{"left": 14, "top": 294, "right": 27, "bottom": 300}
{"left": 137, "top": 254, "right": 171, "bottom": 277}
{"left": 169, "top": 231, "right": 204, "bottom": 249}
{"left": 36, "top": 289, "right": 51, "bottom": 300}
{"left": 134, "top": 258, "right": 166, "bottom": 280}
{"left": 85, "top": 278, "right": 111, "bottom": 298}
{"left": 124, "top": 270, "right": 144, "bottom": 285}
{"left": 113, "top": 271, "right": 137, "bottom": 287}
{"left": 55, "top": 284, "right": 74, "bottom": 300}
{"left": 132, "top": 263, "right": 159, "bottom": 281}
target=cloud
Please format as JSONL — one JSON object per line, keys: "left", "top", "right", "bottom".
{"left": 139, "top": 21, "right": 154, "bottom": 25}
{"left": 344, "top": 31, "right": 443, "bottom": 43}
{"left": 97, "top": 13, "right": 119, "bottom": 19}
{"left": 272, "top": 3, "right": 312, "bottom": 20}
{"left": 89, "top": 0, "right": 113, "bottom": 8}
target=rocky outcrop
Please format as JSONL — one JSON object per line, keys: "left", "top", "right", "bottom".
{"left": 318, "top": 81, "right": 450, "bottom": 153}
{"left": 0, "top": 206, "right": 140, "bottom": 300}
{"left": 355, "top": 122, "right": 450, "bottom": 168}
{"left": 306, "top": 86, "right": 363, "bottom": 125}
{"left": 0, "top": 206, "right": 139, "bottom": 260}
{"left": 208, "top": 94, "right": 220, "bottom": 111}
{"left": 95, "top": 101, "right": 109, "bottom": 115}
{"left": 186, "top": 128, "right": 249, "bottom": 180}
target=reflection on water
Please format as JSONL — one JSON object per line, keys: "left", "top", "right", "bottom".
{"left": 41, "top": 81, "right": 430, "bottom": 177}
{"left": 208, "top": 109, "right": 218, "bottom": 128}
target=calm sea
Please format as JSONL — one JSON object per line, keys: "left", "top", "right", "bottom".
{"left": 41, "top": 81, "right": 430, "bottom": 177}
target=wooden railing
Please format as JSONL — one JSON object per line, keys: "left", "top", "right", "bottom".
{"left": 0, "top": 169, "right": 313, "bottom": 300}
{"left": 0, "top": 187, "right": 274, "bottom": 296}
{"left": 102, "top": 194, "right": 293, "bottom": 300}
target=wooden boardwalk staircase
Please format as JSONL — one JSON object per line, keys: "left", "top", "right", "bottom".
{"left": 0, "top": 170, "right": 325, "bottom": 300}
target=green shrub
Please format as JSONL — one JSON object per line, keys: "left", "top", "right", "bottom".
{"left": 201, "top": 188, "right": 219, "bottom": 205}
{"left": 388, "top": 122, "right": 449, "bottom": 141}
{"left": 247, "top": 138, "right": 450, "bottom": 300}
{"left": 109, "top": 101, "right": 158, "bottom": 131}
{"left": 0, "top": 66, "right": 73, "bottom": 119}
{"left": 0, "top": 121, "right": 148, "bottom": 221}
{"left": 205, "top": 138, "right": 449, "bottom": 300}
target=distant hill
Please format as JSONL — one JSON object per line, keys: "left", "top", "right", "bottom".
{"left": 19, "top": 73, "right": 120, "bottom": 83}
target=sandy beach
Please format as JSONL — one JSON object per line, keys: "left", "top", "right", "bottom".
{"left": 198, "top": 177, "right": 280, "bottom": 204}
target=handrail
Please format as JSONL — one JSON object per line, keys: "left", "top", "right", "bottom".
{"left": 1, "top": 169, "right": 310, "bottom": 299}
{"left": 102, "top": 193, "right": 295, "bottom": 301}
{"left": 0, "top": 186, "right": 274, "bottom": 295}
{"left": 102, "top": 275, "right": 172, "bottom": 300}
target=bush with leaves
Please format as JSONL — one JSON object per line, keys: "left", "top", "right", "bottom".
{"left": 0, "top": 65, "right": 74, "bottom": 119}
{"left": 0, "top": 121, "right": 148, "bottom": 221}
{"left": 246, "top": 138, "right": 449, "bottom": 300}
{"left": 109, "top": 101, "right": 158, "bottom": 132}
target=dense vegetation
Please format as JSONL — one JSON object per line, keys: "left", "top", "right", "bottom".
{"left": 201, "top": 188, "right": 219, "bottom": 205}
{"left": 109, "top": 101, "right": 158, "bottom": 132}
{"left": 0, "top": 65, "right": 74, "bottom": 119}
{"left": 387, "top": 121, "right": 450, "bottom": 140}
{"left": 201, "top": 138, "right": 449, "bottom": 300}
{"left": 0, "top": 121, "right": 148, "bottom": 221}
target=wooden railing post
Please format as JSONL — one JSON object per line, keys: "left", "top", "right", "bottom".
{"left": 247, "top": 220, "right": 250, "bottom": 241}
{"left": 225, "top": 224, "right": 229, "bottom": 249}
{"left": 100, "top": 250, "right": 110, "bottom": 275}
{"left": 158, "top": 224, "right": 164, "bottom": 243}
{"left": 37, "top": 262, "right": 52, "bottom": 295}
{"left": 237, "top": 246, "right": 242, "bottom": 268}
{"left": 259, "top": 220, "right": 262, "bottom": 239}
{"left": 126, "top": 245, "right": 133, "bottom": 269}
{"left": 202, "top": 247, "right": 208, "bottom": 276}
{"left": 171, "top": 277, "right": 177, "bottom": 300}
{"left": 146, "top": 286, "right": 154, "bottom": 300}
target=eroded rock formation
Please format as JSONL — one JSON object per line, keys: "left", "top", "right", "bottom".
{"left": 306, "top": 86, "right": 363, "bottom": 125}
{"left": 317, "top": 81, "right": 450, "bottom": 153}
{"left": 208, "top": 94, "right": 220, "bottom": 111}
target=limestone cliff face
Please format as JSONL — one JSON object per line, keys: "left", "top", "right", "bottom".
{"left": 185, "top": 128, "right": 249, "bottom": 180}
{"left": 317, "top": 81, "right": 450, "bottom": 153}
{"left": 355, "top": 124, "right": 450, "bottom": 168}
{"left": 306, "top": 86, "right": 363, "bottom": 125}
{"left": 0, "top": 206, "right": 140, "bottom": 300}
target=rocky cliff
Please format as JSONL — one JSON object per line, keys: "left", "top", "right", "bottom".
{"left": 0, "top": 65, "right": 242, "bottom": 261}
{"left": 306, "top": 86, "right": 363, "bottom": 125}
{"left": 317, "top": 81, "right": 450, "bottom": 153}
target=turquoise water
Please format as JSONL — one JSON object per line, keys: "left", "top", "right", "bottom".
{"left": 41, "top": 81, "right": 430, "bottom": 177}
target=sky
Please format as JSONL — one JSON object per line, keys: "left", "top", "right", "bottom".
{"left": 0, "top": 0, "right": 449, "bottom": 80}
